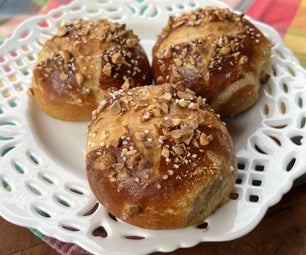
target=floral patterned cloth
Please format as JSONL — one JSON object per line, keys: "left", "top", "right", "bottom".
{"left": 1, "top": 0, "right": 305, "bottom": 254}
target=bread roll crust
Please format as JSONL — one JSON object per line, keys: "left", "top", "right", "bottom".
{"left": 152, "top": 7, "right": 271, "bottom": 117}
{"left": 86, "top": 83, "right": 237, "bottom": 229}
{"left": 32, "top": 19, "right": 152, "bottom": 121}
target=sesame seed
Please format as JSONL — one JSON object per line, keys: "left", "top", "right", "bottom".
{"left": 162, "top": 175, "right": 168, "bottom": 180}
{"left": 173, "top": 164, "right": 180, "bottom": 169}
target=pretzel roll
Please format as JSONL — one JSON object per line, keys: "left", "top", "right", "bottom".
{"left": 32, "top": 19, "right": 152, "bottom": 121}
{"left": 86, "top": 83, "right": 237, "bottom": 229}
{"left": 152, "top": 7, "right": 271, "bottom": 117}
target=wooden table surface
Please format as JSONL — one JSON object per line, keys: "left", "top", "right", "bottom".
{"left": 1, "top": 182, "right": 305, "bottom": 255}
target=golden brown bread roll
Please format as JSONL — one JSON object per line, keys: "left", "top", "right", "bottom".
{"left": 86, "top": 83, "right": 237, "bottom": 229}
{"left": 152, "top": 7, "right": 271, "bottom": 117}
{"left": 31, "top": 19, "right": 152, "bottom": 121}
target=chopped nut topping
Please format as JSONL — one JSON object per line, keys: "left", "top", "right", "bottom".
{"left": 171, "top": 118, "right": 182, "bottom": 127}
{"left": 109, "top": 100, "right": 122, "bottom": 115}
{"left": 172, "top": 143, "right": 186, "bottom": 155}
{"left": 161, "top": 147, "right": 170, "bottom": 158}
{"left": 239, "top": 55, "right": 248, "bottom": 65}
{"left": 102, "top": 65, "right": 112, "bottom": 77}
{"left": 121, "top": 78, "right": 134, "bottom": 89}
{"left": 26, "top": 87, "right": 34, "bottom": 97}
{"left": 220, "top": 46, "right": 231, "bottom": 55}
{"left": 177, "top": 100, "right": 189, "bottom": 108}
{"left": 199, "top": 133, "right": 213, "bottom": 146}
{"left": 60, "top": 72, "right": 68, "bottom": 81}
{"left": 173, "top": 58, "right": 183, "bottom": 66}
{"left": 60, "top": 50, "right": 70, "bottom": 62}
{"left": 164, "top": 47, "right": 172, "bottom": 58}
{"left": 94, "top": 152, "right": 116, "bottom": 171}
{"left": 126, "top": 149, "right": 138, "bottom": 156}
{"left": 177, "top": 91, "right": 194, "bottom": 100}
{"left": 126, "top": 37, "right": 139, "bottom": 48}
{"left": 161, "top": 92, "right": 172, "bottom": 101}
{"left": 135, "top": 132, "right": 145, "bottom": 141}
{"left": 111, "top": 52, "right": 129, "bottom": 65}
{"left": 108, "top": 171, "right": 117, "bottom": 182}
{"left": 75, "top": 73, "right": 85, "bottom": 85}
{"left": 56, "top": 26, "right": 68, "bottom": 36}
{"left": 169, "top": 129, "right": 194, "bottom": 144}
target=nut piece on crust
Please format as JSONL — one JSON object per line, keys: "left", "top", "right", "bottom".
{"left": 32, "top": 19, "right": 152, "bottom": 121}
{"left": 86, "top": 83, "right": 237, "bottom": 229}
{"left": 152, "top": 7, "right": 271, "bottom": 117}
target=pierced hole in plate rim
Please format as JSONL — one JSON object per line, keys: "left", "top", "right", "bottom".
{"left": 38, "top": 20, "right": 50, "bottom": 28}
{"left": 1, "top": 117, "right": 18, "bottom": 126}
{"left": 279, "top": 101, "right": 287, "bottom": 114}
{"left": 1, "top": 145, "right": 15, "bottom": 157}
{"left": 251, "top": 179, "right": 262, "bottom": 187}
{"left": 254, "top": 144, "right": 268, "bottom": 155}
{"left": 177, "top": 4, "right": 185, "bottom": 10}
{"left": 235, "top": 172, "right": 246, "bottom": 185}
{"left": 197, "top": 221, "right": 208, "bottom": 230}
{"left": 53, "top": 12, "right": 64, "bottom": 19}
{"left": 61, "top": 225, "right": 80, "bottom": 232}
{"left": 265, "top": 83, "right": 273, "bottom": 96}
{"left": 275, "top": 49, "right": 285, "bottom": 59}
{"left": 290, "top": 135, "right": 303, "bottom": 145}
{"left": 299, "top": 116, "right": 306, "bottom": 129}
{"left": 1, "top": 177, "right": 12, "bottom": 192}
{"left": 70, "top": 5, "right": 82, "bottom": 12}
{"left": 282, "top": 82, "right": 289, "bottom": 93}
{"left": 166, "top": 6, "right": 174, "bottom": 12}
{"left": 0, "top": 135, "right": 13, "bottom": 141}
{"left": 55, "top": 196, "right": 71, "bottom": 208}
{"left": 26, "top": 182, "right": 42, "bottom": 196}
{"left": 83, "top": 202, "right": 99, "bottom": 216}
{"left": 39, "top": 173, "right": 55, "bottom": 185}
{"left": 235, "top": 177, "right": 243, "bottom": 185}
{"left": 108, "top": 212, "right": 118, "bottom": 222}
{"left": 254, "top": 164, "right": 265, "bottom": 172}
{"left": 124, "top": 235, "right": 145, "bottom": 240}
{"left": 248, "top": 194, "right": 260, "bottom": 203}
{"left": 87, "top": 9, "right": 100, "bottom": 14}
{"left": 13, "top": 162, "right": 25, "bottom": 174}
{"left": 263, "top": 104, "right": 270, "bottom": 116}
{"left": 67, "top": 185, "right": 85, "bottom": 196}
{"left": 10, "top": 50, "right": 18, "bottom": 58}
{"left": 237, "top": 160, "right": 247, "bottom": 171}
{"left": 27, "top": 152, "right": 40, "bottom": 165}
{"left": 20, "top": 30, "right": 31, "bottom": 40}
{"left": 237, "top": 163, "right": 245, "bottom": 170}
{"left": 106, "top": 7, "right": 119, "bottom": 12}
{"left": 229, "top": 191, "right": 239, "bottom": 200}
{"left": 287, "top": 66, "right": 296, "bottom": 77}
{"left": 92, "top": 226, "right": 108, "bottom": 238}
{"left": 33, "top": 207, "right": 52, "bottom": 218}
{"left": 286, "top": 157, "right": 296, "bottom": 172}
{"left": 297, "top": 97, "right": 303, "bottom": 108}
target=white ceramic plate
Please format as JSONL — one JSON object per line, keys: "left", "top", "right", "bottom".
{"left": 0, "top": 0, "right": 306, "bottom": 254}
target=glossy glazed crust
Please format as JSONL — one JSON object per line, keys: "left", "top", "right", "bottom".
{"left": 86, "top": 83, "right": 237, "bottom": 229}
{"left": 31, "top": 19, "right": 152, "bottom": 121}
{"left": 152, "top": 7, "right": 271, "bottom": 117}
